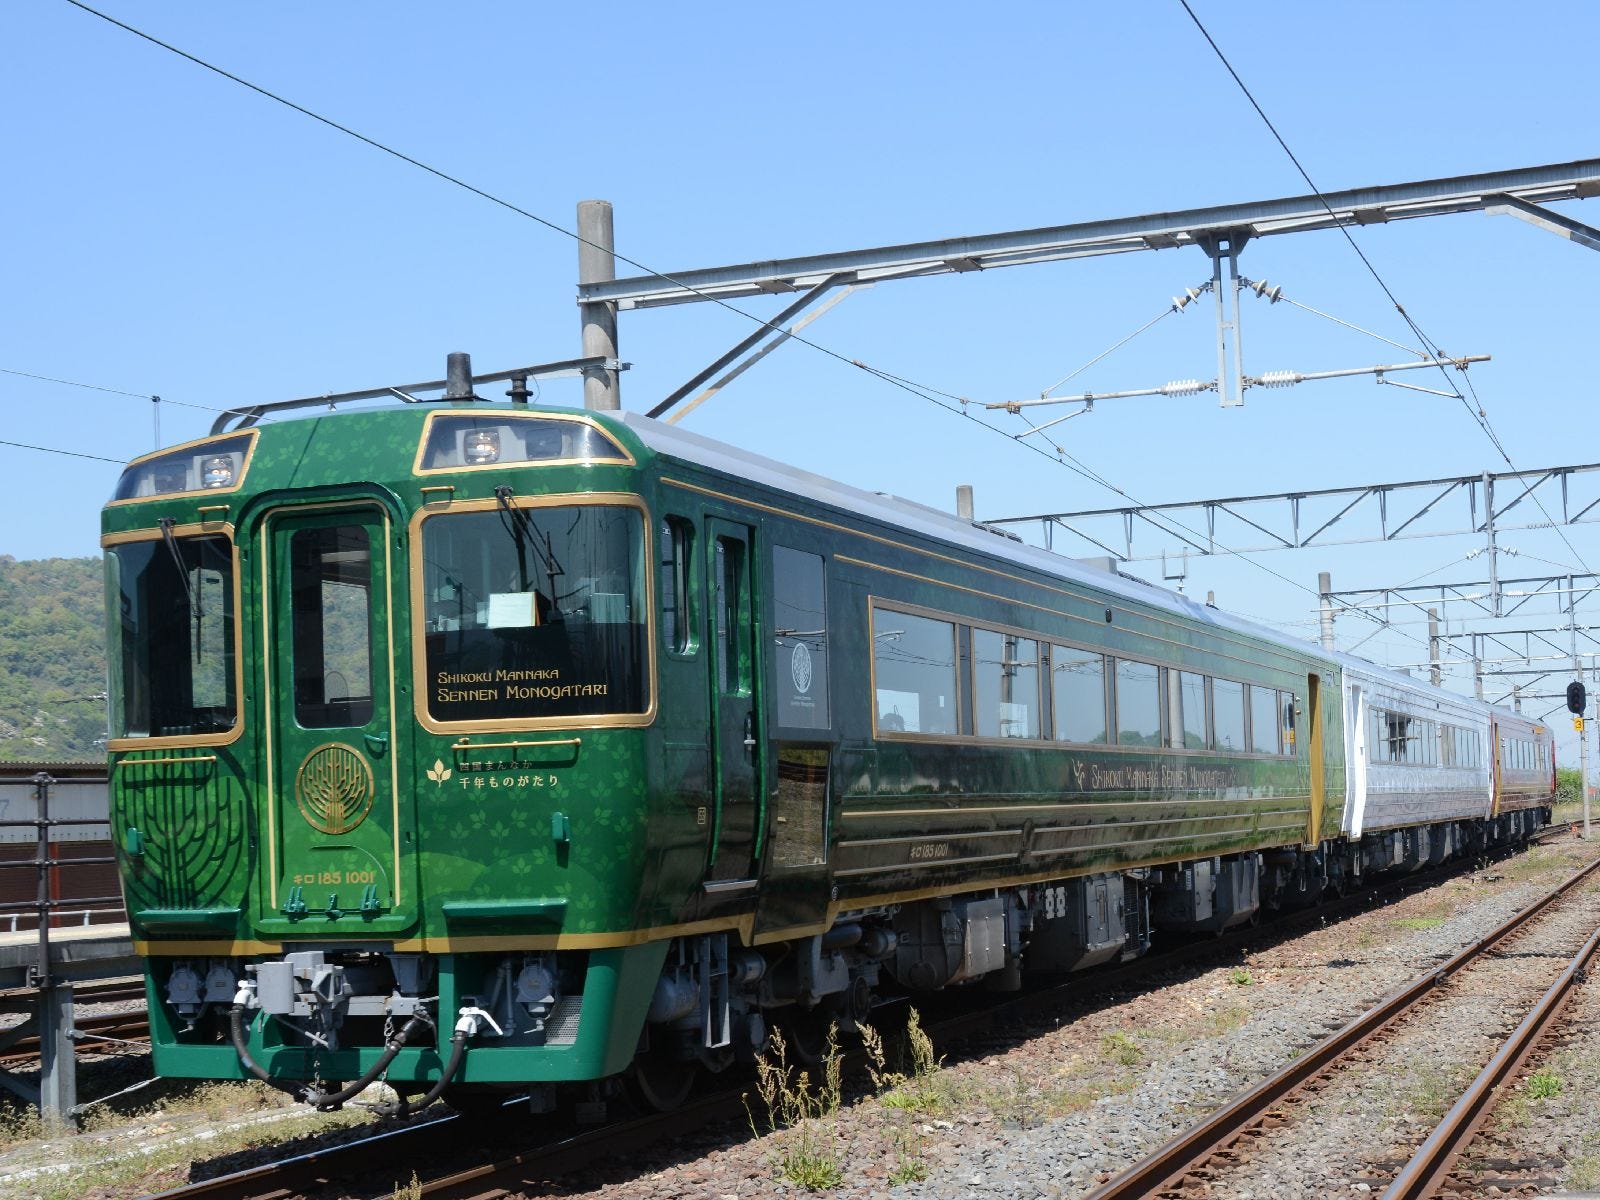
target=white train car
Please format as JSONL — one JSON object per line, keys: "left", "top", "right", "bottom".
{"left": 1338, "top": 658, "right": 1552, "bottom": 874}
{"left": 1491, "top": 709, "right": 1557, "bottom": 818}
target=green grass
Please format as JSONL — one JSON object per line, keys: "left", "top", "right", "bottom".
{"left": 1100, "top": 1031, "right": 1142, "bottom": 1065}
{"left": 1201, "top": 1001, "right": 1251, "bottom": 1038}
{"left": 747, "top": 1023, "right": 846, "bottom": 1193}
{"left": 1525, "top": 1069, "right": 1563, "bottom": 1100}
{"left": 0, "top": 1081, "right": 369, "bottom": 1200}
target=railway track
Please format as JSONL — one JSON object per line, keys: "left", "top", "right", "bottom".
{"left": 0, "top": 1010, "right": 151, "bottom": 1067}
{"left": 130, "top": 834, "right": 1580, "bottom": 1200}
{"left": 1381, "top": 917, "right": 1600, "bottom": 1197}
{"left": 0, "top": 977, "right": 149, "bottom": 1066}
{"left": 1080, "top": 851, "right": 1600, "bottom": 1200}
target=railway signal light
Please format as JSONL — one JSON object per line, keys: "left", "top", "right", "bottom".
{"left": 1567, "top": 681, "right": 1588, "bottom": 715}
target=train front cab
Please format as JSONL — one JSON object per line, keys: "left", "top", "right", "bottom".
{"left": 106, "top": 410, "right": 733, "bottom": 1105}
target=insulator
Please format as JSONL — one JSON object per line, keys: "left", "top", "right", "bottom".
{"left": 1258, "top": 370, "right": 1301, "bottom": 389}
{"left": 1160, "top": 379, "right": 1209, "bottom": 396}
{"left": 1171, "top": 287, "right": 1204, "bottom": 312}
{"left": 1249, "top": 279, "right": 1283, "bottom": 303}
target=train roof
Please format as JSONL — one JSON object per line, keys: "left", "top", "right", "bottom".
{"left": 618, "top": 410, "right": 1545, "bottom": 732}
{"left": 621, "top": 411, "right": 1322, "bottom": 646}
{"left": 123, "top": 396, "right": 1542, "bottom": 733}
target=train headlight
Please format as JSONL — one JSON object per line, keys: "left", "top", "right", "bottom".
{"left": 464, "top": 429, "right": 500, "bottom": 464}
{"left": 201, "top": 455, "right": 235, "bottom": 488}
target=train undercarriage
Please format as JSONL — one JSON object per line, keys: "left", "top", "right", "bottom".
{"left": 159, "top": 806, "right": 1549, "bottom": 1116}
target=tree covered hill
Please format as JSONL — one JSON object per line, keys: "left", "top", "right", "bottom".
{"left": 0, "top": 555, "right": 107, "bottom": 762}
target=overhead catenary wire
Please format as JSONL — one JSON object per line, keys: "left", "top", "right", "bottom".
{"left": 0, "top": 367, "right": 281, "bottom": 422}
{"left": 61, "top": 0, "right": 1437, "bottom": 656}
{"left": 1039, "top": 303, "right": 1185, "bottom": 398}
{"left": 1177, "top": 0, "right": 1594, "bottom": 583}
{"left": 0, "top": 437, "right": 124, "bottom": 464}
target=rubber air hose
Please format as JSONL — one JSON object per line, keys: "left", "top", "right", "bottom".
{"left": 370, "top": 1026, "right": 469, "bottom": 1119}
{"left": 228, "top": 1002, "right": 431, "bottom": 1110}
{"left": 227, "top": 1002, "right": 311, "bottom": 1100}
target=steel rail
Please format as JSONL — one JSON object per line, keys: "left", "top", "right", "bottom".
{"left": 0, "top": 1011, "right": 150, "bottom": 1066}
{"left": 136, "top": 834, "right": 1575, "bottom": 1200}
{"left": 1080, "top": 852, "right": 1600, "bottom": 1200}
{"left": 1381, "top": 923, "right": 1600, "bottom": 1199}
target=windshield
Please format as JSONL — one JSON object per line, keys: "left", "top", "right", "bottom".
{"left": 420, "top": 503, "right": 648, "bottom": 723}
{"left": 107, "top": 534, "right": 237, "bottom": 740}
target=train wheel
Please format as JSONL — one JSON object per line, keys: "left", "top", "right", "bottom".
{"left": 626, "top": 1049, "right": 698, "bottom": 1112}
{"left": 781, "top": 1009, "right": 837, "bottom": 1071}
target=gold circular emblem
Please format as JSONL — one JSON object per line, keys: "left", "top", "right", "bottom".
{"left": 295, "top": 743, "right": 376, "bottom": 835}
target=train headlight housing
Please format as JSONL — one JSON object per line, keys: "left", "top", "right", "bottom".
{"left": 201, "top": 455, "right": 235, "bottom": 488}
{"left": 463, "top": 429, "right": 500, "bottom": 464}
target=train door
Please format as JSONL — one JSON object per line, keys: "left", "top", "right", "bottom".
{"left": 1489, "top": 717, "right": 1503, "bottom": 816}
{"left": 257, "top": 503, "right": 417, "bottom": 932}
{"left": 1306, "top": 672, "right": 1326, "bottom": 846}
{"left": 1345, "top": 683, "right": 1368, "bottom": 837}
{"left": 706, "top": 518, "right": 763, "bottom": 883}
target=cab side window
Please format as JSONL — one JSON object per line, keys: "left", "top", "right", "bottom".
{"left": 773, "top": 546, "right": 829, "bottom": 729}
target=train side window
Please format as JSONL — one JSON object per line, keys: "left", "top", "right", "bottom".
{"left": 973, "top": 629, "right": 1039, "bottom": 739}
{"left": 713, "top": 537, "right": 749, "bottom": 695}
{"left": 1051, "top": 645, "right": 1108, "bottom": 743}
{"left": 772, "top": 546, "right": 829, "bottom": 730}
{"left": 1280, "top": 691, "right": 1296, "bottom": 755}
{"left": 1248, "top": 685, "right": 1279, "bottom": 754}
{"left": 289, "top": 524, "right": 374, "bottom": 729}
{"left": 660, "top": 517, "right": 695, "bottom": 656}
{"left": 1114, "top": 659, "right": 1162, "bottom": 747}
{"left": 872, "top": 607, "right": 958, "bottom": 736}
{"left": 1177, "top": 671, "right": 1209, "bottom": 749}
{"left": 1385, "top": 712, "right": 1412, "bottom": 762}
{"left": 1213, "top": 678, "right": 1246, "bottom": 751}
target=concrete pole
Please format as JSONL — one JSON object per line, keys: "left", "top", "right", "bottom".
{"left": 1318, "top": 571, "right": 1336, "bottom": 653}
{"left": 577, "top": 200, "right": 620, "bottom": 411}
{"left": 38, "top": 982, "right": 76, "bottom": 1124}
{"left": 1581, "top": 695, "right": 1593, "bottom": 840}
{"left": 1586, "top": 664, "right": 1595, "bottom": 839}
{"left": 1428, "top": 608, "right": 1442, "bottom": 687}
{"left": 956, "top": 485, "right": 974, "bottom": 521}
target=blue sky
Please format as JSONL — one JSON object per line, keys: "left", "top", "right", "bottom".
{"left": 6, "top": 2, "right": 1599, "bottom": 746}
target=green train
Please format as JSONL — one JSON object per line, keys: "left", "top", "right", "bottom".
{"left": 103, "top": 356, "right": 1555, "bottom": 1112}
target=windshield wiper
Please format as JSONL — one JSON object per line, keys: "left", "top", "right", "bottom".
{"left": 158, "top": 516, "right": 204, "bottom": 663}
{"left": 494, "top": 486, "right": 565, "bottom": 615}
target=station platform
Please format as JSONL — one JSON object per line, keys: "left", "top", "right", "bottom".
{"left": 0, "top": 922, "right": 141, "bottom": 1122}
{"left": 0, "top": 921, "right": 137, "bottom": 990}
